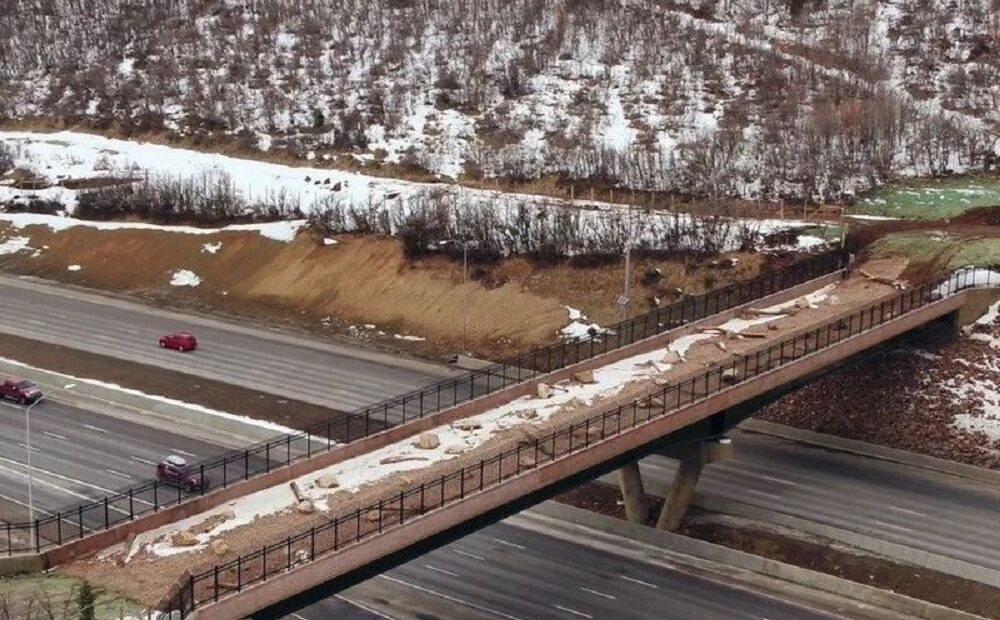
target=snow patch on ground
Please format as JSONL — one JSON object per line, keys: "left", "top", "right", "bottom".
{"left": 201, "top": 242, "right": 223, "bottom": 254}
{"left": 169, "top": 269, "right": 201, "bottom": 287}
{"left": 0, "top": 211, "right": 306, "bottom": 242}
{"left": 393, "top": 334, "right": 426, "bottom": 342}
{"left": 66, "top": 264, "right": 82, "bottom": 271}
{"left": 561, "top": 306, "right": 607, "bottom": 339}
{"left": 0, "top": 236, "right": 31, "bottom": 255}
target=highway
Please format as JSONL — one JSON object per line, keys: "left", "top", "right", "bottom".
{"left": 633, "top": 429, "right": 1000, "bottom": 571}
{"left": 0, "top": 276, "right": 453, "bottom": 411}
{"left": 289, "top": 515, "right": 904, "bottom": 620}
{"left": 0, "top": 398, "right": 234, "bottom": 523}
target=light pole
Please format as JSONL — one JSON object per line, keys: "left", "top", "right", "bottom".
{"left": 25, "top": 395, "right": 44, "bottom": 523}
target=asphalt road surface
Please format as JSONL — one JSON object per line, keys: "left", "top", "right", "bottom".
{"left": 633, "top": 430, "right": 1000, "bottom": 571}
{"left": 0, "top": 398, "right": 234, "bottom": 526}
{"left": 289, "top": 518, "right": 899, "bottom": 620}
{"left": 0, "top": 276, "right": 453, "bottom": 411}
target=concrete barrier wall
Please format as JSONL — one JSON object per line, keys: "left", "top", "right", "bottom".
{"left": 192, "top": 291, "right": 966, "bottom": 619}
{"left": 41, "top": 272, "right": 843, "bottom": 566}
{"left": 0, "top": 553, "right": 46, "bottom": 577}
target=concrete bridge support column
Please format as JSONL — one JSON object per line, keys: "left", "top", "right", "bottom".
{"left": 656, "top": 437, "right": 733, "bottom": 532}
{"left": 617, "top": 462, "right": 649, "bottom": 524}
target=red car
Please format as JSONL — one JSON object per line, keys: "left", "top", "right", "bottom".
{"left": 159, "top": 331, "right": 197, "bottom": 351}
{"left": 156, "top": 455, "right": 210, "bottom": 492}
{"left": 0, "top": 378, "right": 43, "bottom": 405}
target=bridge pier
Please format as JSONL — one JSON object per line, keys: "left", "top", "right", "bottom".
{"left": 655, "top": 437, "right": 733, "bottom": 532}
{"left": 617, "top": 462, "right": 650, "bottom": 524}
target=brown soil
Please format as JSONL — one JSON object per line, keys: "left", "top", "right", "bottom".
{"left": 0, "top": 221, "right": 763, "bottom": 359}
{"left": 0, "top": 332, "right": 355, "bottom": 434}
{"left": 555, "top": 482, "right": 1000, "bottom": 619}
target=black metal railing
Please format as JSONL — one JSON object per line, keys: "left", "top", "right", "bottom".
{"left": 0, "top": 250, "right": 845, "bottom": 555}
{"left": 161, "top": 264, "right": 998, "bottom": 617}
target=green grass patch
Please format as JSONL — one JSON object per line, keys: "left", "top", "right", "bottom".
{"left": 870, "top": 231, "right": 1000, "bottom": 271}
{"left": 853, "top": 177, "right": 1000, "bottom": 220}
{"left": 0, "top": 573, "right": 147, "bottom": 619}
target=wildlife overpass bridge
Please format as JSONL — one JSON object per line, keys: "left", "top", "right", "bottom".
{"left": 161, "top": 266, "right": 998, "bottom": 620}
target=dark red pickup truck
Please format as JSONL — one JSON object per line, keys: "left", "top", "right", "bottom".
{"left": 0, "top": 378, "right": 43, "bottom": 405}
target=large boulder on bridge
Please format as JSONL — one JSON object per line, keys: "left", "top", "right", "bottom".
{"left": 415, "top": 432, "right": 441, "bottom": 450}
{"left": 315, "top": 474, "right": 340, "bottom": 489}
{"left": 170, "top": 531, "right": 199, "bottom": 547}
{"left": 573, "top": 370, "right": 597, "bottom": 384}
{"left": 536, "top": 382, "right": 554, "bottom": 399}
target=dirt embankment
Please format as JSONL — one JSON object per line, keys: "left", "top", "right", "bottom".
{"left": 0, "top": 221, "right": 764, "bottom": 359}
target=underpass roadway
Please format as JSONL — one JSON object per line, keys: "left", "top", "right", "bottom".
{"left": 611, "top": 426, "right": 1000, "bottom": 573}
{"left": 287, "top": 511, "right": 913, "bottom": 620}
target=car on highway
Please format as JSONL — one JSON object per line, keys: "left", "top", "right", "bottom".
{"left": 156, "top": 455, "right": 210, "bottom": 492}
{"left": 159, "top": 331, "right": 198, "bottom": 351}
{"left": 0, "top": 378, "right": 43, "bottom": 405}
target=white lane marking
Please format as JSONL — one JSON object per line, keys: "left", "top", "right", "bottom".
{"left": 171, "top": 448, "right": 197, "bottom": 458}
{"left": 424, "top": 564, "right": 458, "bottom": 578}
{"left": 104, "top": 469, "right": 132, "bottom": 480}
{"left": 17, "top": 443, "right": 39, "bottom": 453}
{"left": 756, "top": 474, "right": 799, "bottom": 487}
{"left": 83, "top": 424, "right": 107, "bottom": 434}
{"left": 493, "top": 538, "right": 525, "bottom": 550}
{"left": 43, "top": 431, "right": 68, "bottom": 440}
{"left": 0, "top": 462, "right": 110, "bottom": 506}
{"left": 453, "top": 548, "right": 485, "bottom": 561}
{"left": 0, "top": 491, "right": 56, "bottom": 517}
{"left": 620, "top": 575, "right": 658, "bottom": 589}
{"left": 874, "top": 519, "right": 914, "bottom": 533}
{"left": 131, "top": 456, "right": 158, "bottom": 466}
{"left": 0, "top": 401, "right": 23, "bottom": 411}
{"left": 380, "top": 574, "right": 526, "bottom": 620}
{"left": 580, "top": 587, "right": 616, "bottom": 600}
{"left": 888, "top": 505, "right": 926, "bottom": 517}
{"left": 333, "top": 594, "right": 397, "bottom": 620}
{"left": 747, "top": 489, "right": 781, "bottom": 500}
{"left": 553, "top": 605, "right": 592, "bottom": 619}
{"left": 0, "top": 455, "right": 152, "bottom": 507}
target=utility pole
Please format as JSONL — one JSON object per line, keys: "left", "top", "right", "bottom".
{"left": 25, "top": 395, "right": 44, "bottom": 523}
{"left": 462, "top": 241, "right": 469, "bottom": 354}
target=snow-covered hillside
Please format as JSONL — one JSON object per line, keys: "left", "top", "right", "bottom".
{"left": 1, "top": 0, "right": 997, "bottom": 201}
